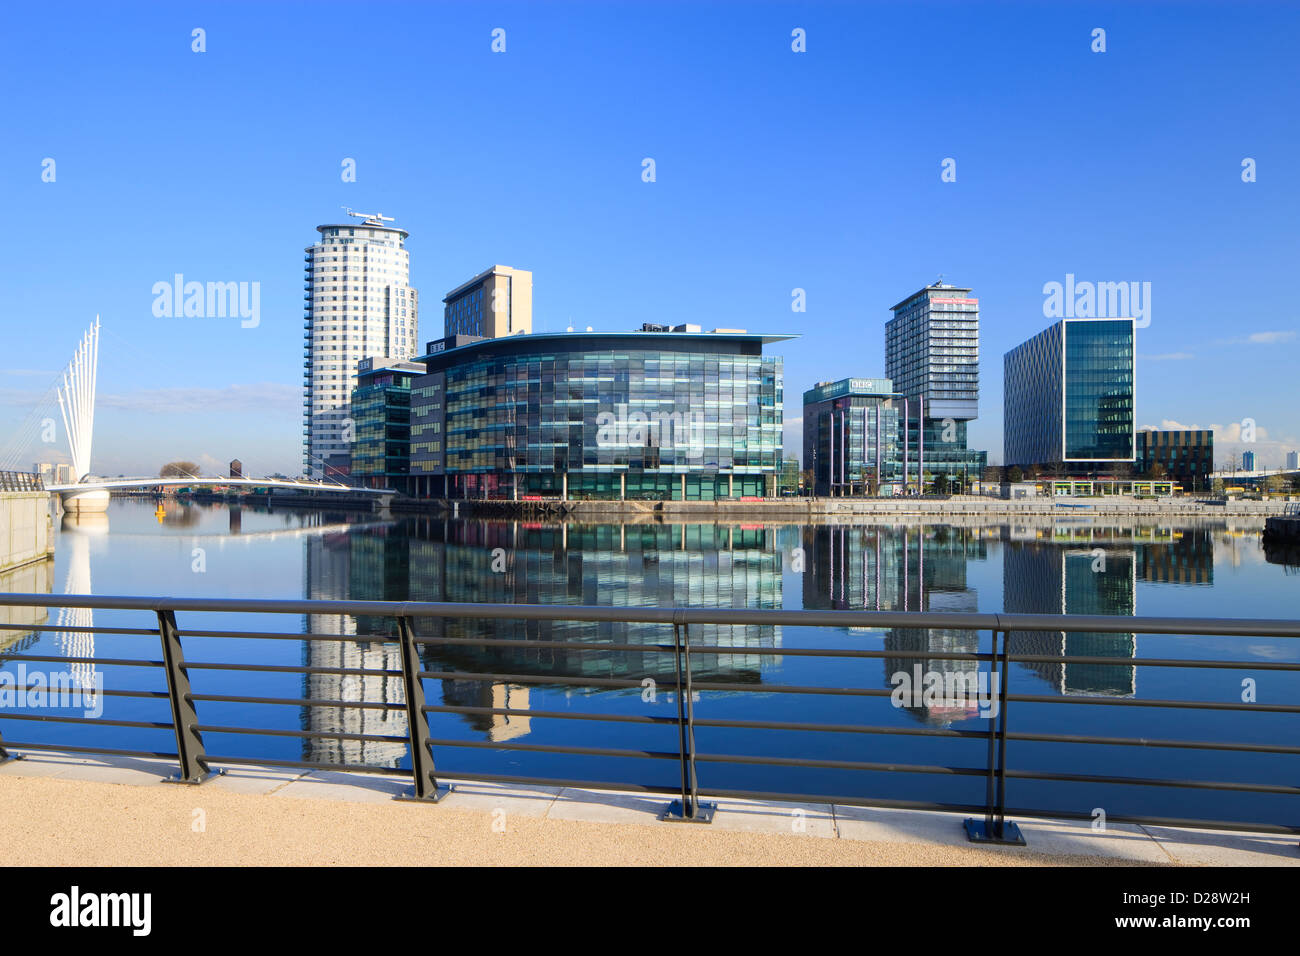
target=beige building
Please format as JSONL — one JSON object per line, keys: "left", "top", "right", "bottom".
{"left": 443, "top": 265, "right": 531, "bottom": 339}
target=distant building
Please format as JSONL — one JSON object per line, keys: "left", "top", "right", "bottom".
{"left": 1136, "top": 429, "right": 1213, "bottom": 491}
{"left": 443, "top": 265, "right": 532, "bottom": 339}
{"left": 778, "top": 457, "right": 801, "bottom": 495}
{"left": 36, "top": 462, "right": 75, "bottom": 485}
{"left": 1242, "top": 450, "right": 1256, "bottom": 471}
{"left": 229, "top": 459, "right": 242, "bottom": 479}
{"left": 1004, "top": 318, "right": 1135, "bottom": 474}
{"left": 1287, "top": 450, "right": 1298, "bottom": 470}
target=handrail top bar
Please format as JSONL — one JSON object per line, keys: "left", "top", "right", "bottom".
{"left": 0, "top": 592, "right": 1297, "bottom": 637}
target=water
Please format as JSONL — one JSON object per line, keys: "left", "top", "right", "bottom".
{"left": 3, "top": 498, "right": 1297, "bottom": 827}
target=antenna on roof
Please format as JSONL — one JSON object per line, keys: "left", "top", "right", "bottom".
{"left": 343, "top": 209, "right": 395, "bottom": 225}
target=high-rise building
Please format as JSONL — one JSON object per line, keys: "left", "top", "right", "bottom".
{"left": 886, "top": 282, "right": 979, "bottom": 421}
{"left": 1004, "top": 318, "right": 1135, "bottom": 472}
{"left": 1287, "top": 451, "right": 1299, "bottom": 470}
{"left": 443, "top": 265, "right": 531, "bottom": 339}
{"left": 885, "top": 282, "right": 986, "bottom": 488}
{"left": 1242, "top": 450, "right": 1256, "bottom": 471}
{"left": 303, "top": 213, "right": 419, "bottom": 478}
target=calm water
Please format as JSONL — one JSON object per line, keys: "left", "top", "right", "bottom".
{"left": 4, "top": 498, "right": 1297, "bottom": 826}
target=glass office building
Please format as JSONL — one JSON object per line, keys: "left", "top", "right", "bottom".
{"left": 409, "top": 330, "right": 790, "bottom": 499}
{"left": 349, "top": 358, "right": 425, "bottom": 491}
{"left": 802, "top": 378, "right": 901, "bottom": 496}
{"left": 1004, "top": 318, "right": 1135, "bottom": 472}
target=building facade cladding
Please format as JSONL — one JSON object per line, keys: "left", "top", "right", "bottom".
{"left": 802, "top": 379, "right": 901, "bottom": 497}
{"left": 1136, "top": 429, "right": 1214, "bottom": 490}
{"left": 304, "top": 219, "right": 419, "bottom": 478}
{"left": 1004, "top": 318, "right": 1135, "bottom": 470}
{"left": 349, "top": 359, "right": 425, "bottom": 491}
{"left": 409, "top": 332, "right": 788, "bottom": 500}
{"left": 443, "top": 266, "right": 533, "bottom": 339}
{"left": 885, "top": 284, "right": 980, "bottom": 422}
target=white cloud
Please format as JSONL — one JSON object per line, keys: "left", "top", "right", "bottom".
{"left": 1217, "top": 330, "right": 1297, "bottom": 345}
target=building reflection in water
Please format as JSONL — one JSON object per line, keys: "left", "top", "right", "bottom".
{"left": 1003, "top": 542, "right": 1137, "bottom": 697}
{"left": 302, "top": 518, "right": 783, "bottom": 763}
{"left": 802, "top": 520, "right": 1216, "bottom": 720}
{"left": 302, "top": 524, "right": 409, "bottom": 768}
{"left": 803, "top": 524, "right": 988, "bottom": 726}
{"left": 1003, "top": 522, "right": 1214, "bottom": 698}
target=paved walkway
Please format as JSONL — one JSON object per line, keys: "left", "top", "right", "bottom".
{"left": 1, "top": 751, "right": 1294, "bottom": 866}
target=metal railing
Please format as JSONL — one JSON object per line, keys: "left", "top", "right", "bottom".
{"left": 0, "top": 471, "right": 45, "bottom": 492}
{"left": 0, "top": 592, "right": 1297, "bottom": 844}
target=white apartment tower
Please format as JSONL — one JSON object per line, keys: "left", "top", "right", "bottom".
{"left": 303, "top": 212, "right": 418, "bottom": 477}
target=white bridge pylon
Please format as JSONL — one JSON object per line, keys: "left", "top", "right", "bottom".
{"left": 55, "top": 318, "right": 109, "bottom": 513}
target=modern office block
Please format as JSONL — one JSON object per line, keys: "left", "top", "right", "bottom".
{"left": 802, "top": 378, "right": 901, "bottom": 496}
{"left": 1136, "top": 428, "right": 1213, "bottom": 491}
{"left": 443, "top": 265, "right": 532, "bottom": 339}
{"left": 350, "top": 357, "right": 426, "bottom": 491}
{"left": 1242, "top": 450, "right": 1256, "bottom": 471}
{"left": 408, "top": 328, "right": 790, "bottom": 500}
{"left": 1004, "top": 318, "right": 1135, "bottom": 472}
{"left": 303, "top": 213, "right": 419, "bottom": 478}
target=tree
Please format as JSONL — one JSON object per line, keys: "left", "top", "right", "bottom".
{"left": 160, "top": 461, "right": 201, "bottom": 478}
{"left": 1265, "top": 474, "right": 1286, "bottom": 495}
{"left": 1008, "top": 466, "right": 1024, "bottom": 483}
{"left": 933, "top": 473, "right": 949, "bottom": 495}
{"left": 1212, "top": 477, "right": 1225, "bottom": 495}
{"left": 1149, "top": 462, "right": 1167, "bottom": 480}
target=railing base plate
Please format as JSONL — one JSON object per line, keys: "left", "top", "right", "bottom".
{"left": 394, "top": 784, "right": 451, "bottom": 803}
{"left": 964, "top": 818, "right": 1026, "bottom": 845}
{"left": 0, "top": 753, "right": 25, "bottom": 766}
{"left": 661, "top": 800, "right": 717, "bottom": 824}
{"left": 161, "top": 768, "right": 225, "bottom": 786}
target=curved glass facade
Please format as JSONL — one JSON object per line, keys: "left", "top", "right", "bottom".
{"left": 413, "top": 333, "right": 787, "bottom": 500}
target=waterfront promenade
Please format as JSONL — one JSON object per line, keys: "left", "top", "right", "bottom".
{"left": 2, "top": 750, "right": 1293, "bottom": 866}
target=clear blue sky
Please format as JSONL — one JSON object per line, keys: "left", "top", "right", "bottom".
{"left": 2, "top": 0, "right": 1297, "bottom": 475}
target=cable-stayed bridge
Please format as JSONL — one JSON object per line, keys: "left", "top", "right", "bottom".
{"left": 5, "top": 320, "right": 396, "bottom": 510}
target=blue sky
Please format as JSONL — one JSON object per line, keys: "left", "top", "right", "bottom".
{"left": 2, "top": 0, "right": 1297, "bottom": 475}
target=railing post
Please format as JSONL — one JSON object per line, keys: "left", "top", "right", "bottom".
{"left": 965, "top": 629, "right": 1024, "bottom": 844}
{"left": 157, "top": 608, "right": 218, "bottom": 785}
{"left": 662, "top": 620, "right": 715, "bottom": 823}
{"left": 394, "top": 615, "right": 448, "bottom": 802}
{"left": 0, "top": 723, "right": 22, "bottom": 764}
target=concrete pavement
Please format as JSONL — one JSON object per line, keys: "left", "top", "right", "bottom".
{"left": 0, "top": 751, "right": 1294, "bottom": 866}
